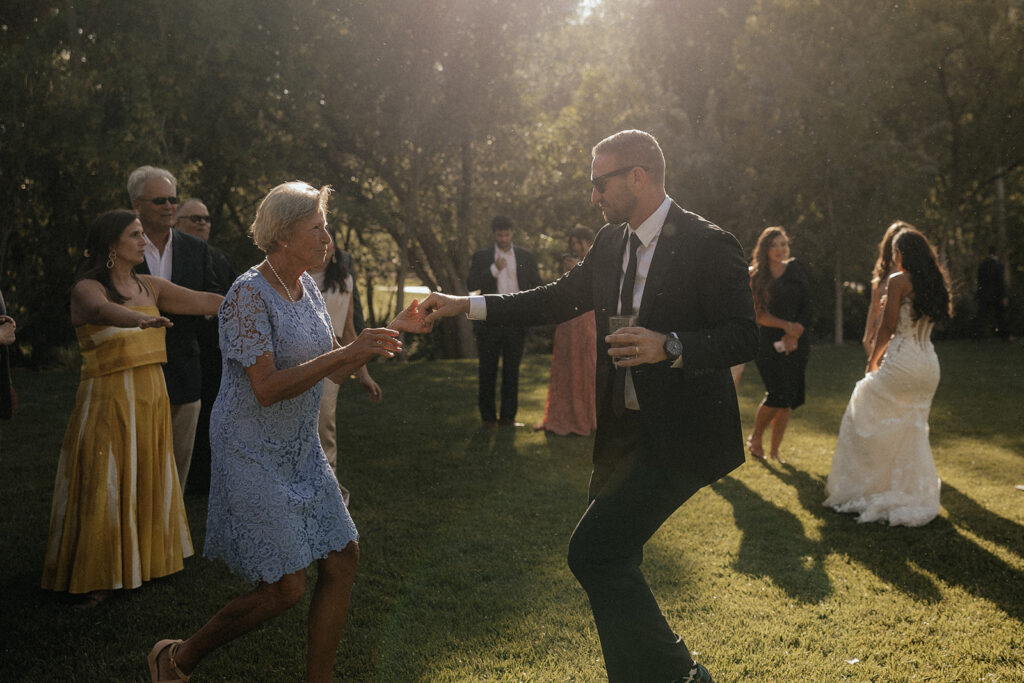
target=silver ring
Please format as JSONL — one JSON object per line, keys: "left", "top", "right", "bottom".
{"left": 635, "top": 345, "right": 639, "bottom": 355}
{"left": 376, "top": 339, "right": 382, "bottom": 346}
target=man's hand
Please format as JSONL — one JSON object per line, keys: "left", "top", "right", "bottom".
{"left": 604, "top": 327, "right": 669, "bottom": 367}
{"left": 495, "top": 256, "right": 507, "bottom": 271}
{"left": 389, "top": 299, "right": 433, "bottom": 334}
{"left": 421, "top": 292, "right": 471, "bottom": 324}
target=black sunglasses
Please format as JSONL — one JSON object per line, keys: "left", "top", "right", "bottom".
{"left": 142, "top": 196, "right": 179, "bottom": 205}
{"left": 590, "top": 166, "right": 648, "bottom": 194}
{"left": 184, "top": 215, "right": 211, "bottom": 224}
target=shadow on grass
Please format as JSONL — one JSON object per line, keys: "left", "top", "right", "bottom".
{"left": 711, "top": 476, "right": 831, "bottom": 604}
{"left": 773, "top": 466, "right": 1024, "bottom": 622}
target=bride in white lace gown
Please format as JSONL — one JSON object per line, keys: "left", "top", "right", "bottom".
{"left": 825, "top": 227, "right": 952, "bottom": 527}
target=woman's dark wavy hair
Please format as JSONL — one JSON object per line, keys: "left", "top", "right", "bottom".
{"left": 74, "top": 209, "right": 143, "bottom": 304}
{"left": 319, "top": 245, "right": 350, "bottom": 294}
{"left": 893, "top": 228, "right": 952, "bottom": 323}
{"left": 749, "top": 226, "right": 788, "bottom": 312}
{"left": 872, "top": 221, "right": 910, "bottom": 285}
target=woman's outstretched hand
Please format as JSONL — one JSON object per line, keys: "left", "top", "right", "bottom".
{"left": 138, "top": 316, "right": 173, "bottom": 329}
{"left": 353, "top": 327, "right": 403, "bottom": 359}
{"left": 389, "top": 299, "right": 434, "bottom": 334}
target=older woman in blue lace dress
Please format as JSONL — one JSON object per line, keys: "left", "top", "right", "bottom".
{"left": 148, "top": 182, "right": 429, "bottom": 683}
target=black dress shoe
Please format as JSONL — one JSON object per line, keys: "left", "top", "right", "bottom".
{"left": 672, "top": 661, "right": 714, "bottom": 683}
{"left": 497, "top": 419, "right": 524, "bottom": 427}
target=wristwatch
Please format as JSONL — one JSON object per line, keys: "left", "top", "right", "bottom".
{"left": 663, "top": 332, "right": 683, "bottom": 361}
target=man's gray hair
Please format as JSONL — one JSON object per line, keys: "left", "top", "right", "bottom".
{"left": 127, "top": 166, "right": 177, "bottom": 201}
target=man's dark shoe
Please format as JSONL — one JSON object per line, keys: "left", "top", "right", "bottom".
{"left": 497, "top": 418, "right": 524, "bottom": 427}
{"left": 672, "top": 661, "right": 714, "bottom": 683}
{"left": 482, "top": 420, "right": 498, "bottom": 429}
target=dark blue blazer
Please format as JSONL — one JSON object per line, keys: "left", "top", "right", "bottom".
{"left": 134, "top": 229, "right": 224, "bottom": 404}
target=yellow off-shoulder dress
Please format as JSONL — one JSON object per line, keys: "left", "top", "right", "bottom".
{"left": 41, "top": 307, "right": 194, "bottom": 594}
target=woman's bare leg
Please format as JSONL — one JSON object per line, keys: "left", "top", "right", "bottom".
{"left": 306, "top": 542, "right": 360, "bottom": 682}
{"left": 748, "top": 401, "right": 781, "bottom": 459}
{"left": 768, "top": 408, "right": 791, "bottom": 461}
{"left": 158, "top": 569, "right": 308, "bottom": 678}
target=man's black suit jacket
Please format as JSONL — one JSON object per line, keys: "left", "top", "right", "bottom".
{"left": 467, "top": 244, "right": 542, "bottom": 296}
{"left": 134, "top": 229, "right": 223, "bottom": 404}
{"left": 483, "top": 202, "right": 758, "bottom": 488}
{"left": 467, "top": 243, "right": 541, "bottom": 334}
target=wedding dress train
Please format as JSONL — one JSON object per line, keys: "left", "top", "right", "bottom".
{"left": 824, "top": 301, "right": 941, "bottom": 527}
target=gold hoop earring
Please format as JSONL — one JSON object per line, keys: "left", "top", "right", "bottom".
{"left": 106, "top": 251, "right": 116, "bottom": 269}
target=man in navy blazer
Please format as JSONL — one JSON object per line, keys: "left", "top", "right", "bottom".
{"left": 466, "top": 215, "right": 541, "bottom": 426}
{"left": 423, "top": 131, "right": 757, "bottom": 683}
{"left": 129, "top": 166, "right": 223, "bottom": 493}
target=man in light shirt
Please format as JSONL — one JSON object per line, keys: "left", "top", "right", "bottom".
{"left": 423, "top": 130, "right": 757, "bottom": 683}
{"left": 129, "top": 166, "right": 223, "bottom": 492}
{"left": 466, "top": 215, "right": 541, "bottom": 427}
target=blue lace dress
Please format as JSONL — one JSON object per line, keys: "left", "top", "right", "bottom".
{"left": 204, "top": 268, "right": 357, "bottom": 583}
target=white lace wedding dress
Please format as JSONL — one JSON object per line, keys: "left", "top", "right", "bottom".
{"left": 824, "top": 300, "right": 941, "bottom": 527}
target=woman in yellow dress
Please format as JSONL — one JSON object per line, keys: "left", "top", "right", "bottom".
{"left": 41, "top": 209, "right": 222, "bottom": 607}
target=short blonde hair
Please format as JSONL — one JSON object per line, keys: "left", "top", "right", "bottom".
{"left": 249, "top": 181, "right": 332, "bottom": 253}
{"left": 592, "top": 130, "right": 666, "bottom": 186}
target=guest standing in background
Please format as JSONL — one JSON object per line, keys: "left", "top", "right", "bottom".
{"left": 825, "top": 226, "right": 951, "bottom": 526}
{"left": 310, "top": 244, "right": 381, "bottom": 505}
{"left": 175, "top": 197, "right": 238, "bottom": 494}
{"left": 746, "top": 227, "right": 812, "bottom": 463}
{"left": 129, "top": 166, "right": 225, "bottom": 493}
{"left": 147, "top": 182, "right": 429, "bottom": 682}
{"left": 863, "top": 222, "right": 905, "bottom": 356}
{"left": 534, "top": 225, "right": 597, "bottom": 436}
{"left": 467, "top": 215, "right": 541, "bottom": 427}
{"left": 42, "top": 210, "right": 222, "bottom": 608}
{"left": 974, "top": 245, "right": 1013, "bottom": 342}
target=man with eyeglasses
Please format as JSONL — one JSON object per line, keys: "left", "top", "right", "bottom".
{"left": 422, "top": 130, "right": 757, "bottom": 683}
{"left": 174, "top": 197, "right": 238, "bottom": 494}
{"left": 128, "top": 166, "right": 225, "bottom": 494}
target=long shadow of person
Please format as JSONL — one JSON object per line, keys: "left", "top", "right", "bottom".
{"left": 774, "top": 466, "right": 1024, "bottom": 621}
{"left": 941, "top": 482, "right": 1023, "bottom": 561}
{"left": 711, "top": 477, "right": 831, "bottom": 604}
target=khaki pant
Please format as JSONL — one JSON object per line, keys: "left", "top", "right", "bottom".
{"left": 170, "top": 400, "right": 201, "bottom": 493}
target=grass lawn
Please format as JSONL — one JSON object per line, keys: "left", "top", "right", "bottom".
{"left": 2, "top": 340, "right": 1022, "bottom": 681}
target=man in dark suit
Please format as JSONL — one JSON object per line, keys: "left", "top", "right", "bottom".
{"left": 175, "top": 198, "right": 238, "bottom": 493}
{"left": 423, "top": 130, "right": 757, "bottom": 683}
{"left": 129, "top": 166, "right": 223, "bottom": 493}
{"left": 466, "top": 215, "right": 541, "bottom": 426}
{"left": 974, "top": 246, "right": 1013, "bottom": 341}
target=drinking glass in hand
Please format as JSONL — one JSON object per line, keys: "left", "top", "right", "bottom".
{"left": 608, "top": 314, "right": 637, "bottom": 367}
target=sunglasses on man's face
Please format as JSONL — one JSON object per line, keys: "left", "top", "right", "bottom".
{"left": 184, "top": 215, "right": 211, "bottom": 224}
{"left": 590, "top": 166, "right": 648, "bottom": 194}
{"left": 142, "top": 196, "right": 179, "bottom": 205}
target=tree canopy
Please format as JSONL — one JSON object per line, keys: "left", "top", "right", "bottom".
{"left": 3, "top": 0, "right": 1021, "bottom": 361}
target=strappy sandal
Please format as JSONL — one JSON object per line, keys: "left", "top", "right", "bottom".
{"left": 147, "top": 639, "right": 190, "bottom": 682}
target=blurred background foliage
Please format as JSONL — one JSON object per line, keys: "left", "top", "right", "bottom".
{"left": 2, "top": 0, "right": 1022, "bottom": 362}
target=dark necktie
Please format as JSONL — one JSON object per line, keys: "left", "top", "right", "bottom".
{"left": 613, "top": 232, "right": 642, "bottom": 417}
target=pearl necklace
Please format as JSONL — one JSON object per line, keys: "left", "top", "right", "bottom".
{"left": 265, "top": 258, "right": 296, "bottom": 303}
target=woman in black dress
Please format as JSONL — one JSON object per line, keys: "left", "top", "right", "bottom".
{"left": 747, "top": 227, "right": 812, "bottom": 462}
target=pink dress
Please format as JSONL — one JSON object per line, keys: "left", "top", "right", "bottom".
{"left": 539, "top": 311, "right": 597, "bottom": 435}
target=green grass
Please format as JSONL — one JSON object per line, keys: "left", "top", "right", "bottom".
{"left": 2, "top": 340, "right": 1022, "bottom": 681}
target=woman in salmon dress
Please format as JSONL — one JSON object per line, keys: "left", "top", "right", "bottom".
{"left": 41, "top": 210, "right": 223, "bottom": 607}
{"left": 535, "top": 226, "right": 597, "bottom": 436}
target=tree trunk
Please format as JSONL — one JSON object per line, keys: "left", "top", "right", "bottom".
{"left": 825, "top": 157, "right": 843, "bottom": 344}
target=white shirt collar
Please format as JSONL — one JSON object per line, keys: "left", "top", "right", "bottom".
{"left": 629, "top": 196, "right": 672, "bottom": 246}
